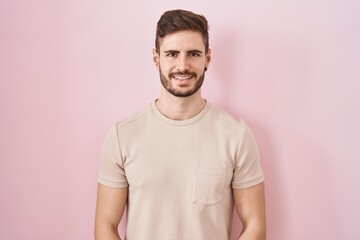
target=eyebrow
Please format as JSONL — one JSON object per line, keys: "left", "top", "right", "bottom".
{"left": 163, "top": 49, "right": 203, "bottom": 54}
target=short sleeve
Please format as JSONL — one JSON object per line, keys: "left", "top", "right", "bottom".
{"left": 232, "top": 122, "right": 264, "bottom": 189}
{"left": 98, "top": 125, "right": 129, "bottom": 188}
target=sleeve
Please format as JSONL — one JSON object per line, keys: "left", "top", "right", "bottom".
{"left": 97, "top": 125, "right": 129, "bottom": 188}
{"left": 232, "top": 122, "right": 264, "bottom": 189}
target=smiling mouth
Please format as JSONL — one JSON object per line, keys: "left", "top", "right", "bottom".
{"left": 170, "top": 71, "right": 196, "bottom": 81}
{"left": 173, "top": 75, "right": 193, "bottom": 80}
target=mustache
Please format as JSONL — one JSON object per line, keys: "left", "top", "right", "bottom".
{"left": 169, "top": 71, "right": 197, "bottom": 78}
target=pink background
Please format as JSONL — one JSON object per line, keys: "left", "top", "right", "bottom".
{"left": 1, "top": 0, "right": 359, "bottom": 239}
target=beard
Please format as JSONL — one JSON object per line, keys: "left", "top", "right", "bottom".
{"left": 159, "top": 67, "right": 206, "bottom": 97}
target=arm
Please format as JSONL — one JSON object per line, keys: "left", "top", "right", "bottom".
{"left": 233, "top": 182, "right": 266, "bottom": 240}
{"left": 94, "top": 183, "right": 128, "bottom": 240}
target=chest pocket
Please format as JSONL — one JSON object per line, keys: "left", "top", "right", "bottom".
{"left": 192, "top": 166, "right": 227, "bottom": 205}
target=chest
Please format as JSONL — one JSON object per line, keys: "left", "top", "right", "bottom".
{"left": 121, "top": 125, "right": 237, "bottom": 189}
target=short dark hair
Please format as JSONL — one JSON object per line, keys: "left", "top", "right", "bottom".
{"left": 155, "top": 9, "right": 209, "bottom": 53}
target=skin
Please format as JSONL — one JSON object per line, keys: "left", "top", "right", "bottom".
{"left": 153, "top": 30, "right": 211, "bottom": 120}
{"left": 94, "top": 30, "right": 266, "bottom": 240}
{"left": 94, "top": 186, "right": 127, "bottom": 240}
{"left": 235, "top": 183, "right": 266, "bottom": 240}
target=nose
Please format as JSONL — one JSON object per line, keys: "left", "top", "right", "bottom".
{"left": 176, "top": 54, "right": 190, "bottom": 71}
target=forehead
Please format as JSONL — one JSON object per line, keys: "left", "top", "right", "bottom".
{"left": 159, "top": 30, "right": 205, "bottom": 51}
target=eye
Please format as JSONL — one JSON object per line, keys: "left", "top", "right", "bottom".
{"left": 189, "top": 52, "right": 201, "bottom": 57}
{"left": 166, "top": 52, "right": 177, "bottom": 57}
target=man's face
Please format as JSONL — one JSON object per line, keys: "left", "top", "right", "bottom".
{"left": 153, "top": 30, "right": 211, "bottom": 97}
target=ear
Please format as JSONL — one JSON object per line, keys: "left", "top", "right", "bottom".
{"left": 152, "top": 48, "right": 160, "bottom": 71}
{"left": 205, "top": 48, "right": 211, "bottom": 70}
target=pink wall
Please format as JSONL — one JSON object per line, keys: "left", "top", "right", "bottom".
{"left": 1, "top": 0, "right": 359, "bottom": 239}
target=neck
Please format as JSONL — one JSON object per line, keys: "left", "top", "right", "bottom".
{"left": 156, "top": 89, "right": 206, "bottom": 120}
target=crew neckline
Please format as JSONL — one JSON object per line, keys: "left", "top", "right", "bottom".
{"left": 150, "top": 100, "right": 211, "bottom": 126}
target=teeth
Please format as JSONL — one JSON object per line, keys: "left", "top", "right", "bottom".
{"left": 173, "top": 75, "right": 192, "bottom": 80}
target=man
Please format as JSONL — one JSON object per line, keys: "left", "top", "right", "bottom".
{"left": 95, "top": 9, "right": 266, "bottom": 240}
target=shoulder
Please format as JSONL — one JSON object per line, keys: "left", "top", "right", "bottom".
{"left": 115, "top": 103, "right": 152, "bottom": 130}
{"left": 208, "top": 103, "right": 246, "bottom": 131}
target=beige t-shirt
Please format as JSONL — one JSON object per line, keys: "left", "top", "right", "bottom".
{"left": 98, "top": 101, "right": 264, "bottom": 240}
